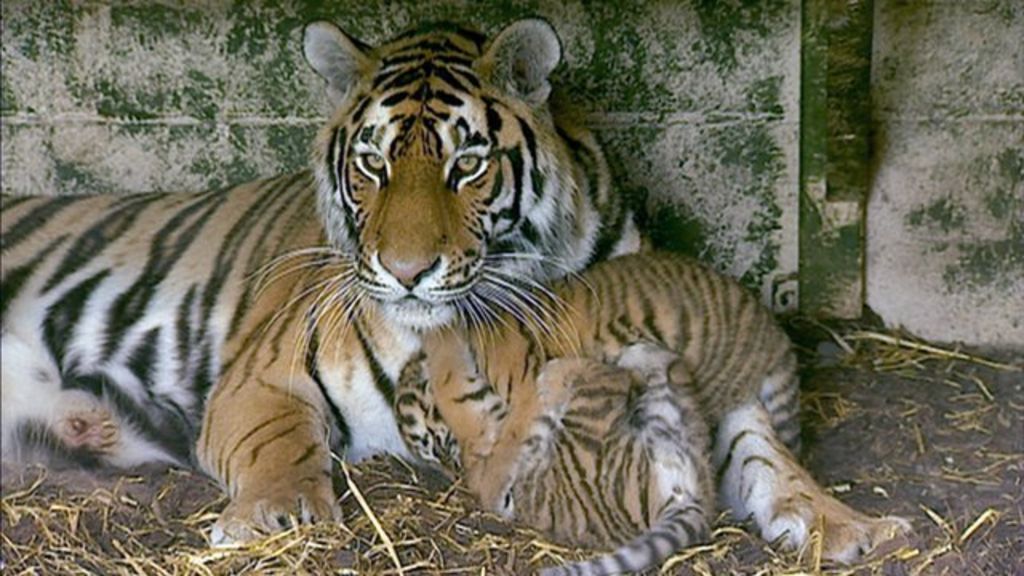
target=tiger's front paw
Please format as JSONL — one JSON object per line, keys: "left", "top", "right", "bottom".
{"left": 210, "top": 476, "right": 341, "bottom": 546}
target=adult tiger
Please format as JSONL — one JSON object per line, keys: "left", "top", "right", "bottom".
{"left": 0, "top": 19, "right": 640, "bottom": 543}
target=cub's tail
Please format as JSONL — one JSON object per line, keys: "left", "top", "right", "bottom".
{"left": 539, "top": 498, "right": 709, "bottom": 576}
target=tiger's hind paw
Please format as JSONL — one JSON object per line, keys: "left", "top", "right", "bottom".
{"left": 57, "top": 404, "right": 120, "bottom": 454}
{"left": 767, "top": 492, "right": 911, "bottom": 564}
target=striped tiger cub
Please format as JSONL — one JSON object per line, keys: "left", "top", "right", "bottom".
{"left": 1, "top": 18, "right": 640, "bottom": 544}
{"left": 398, "top": 343, "right": 713, "bottom": 576}
{"left": 397, "top": 251, "right": 910, "bottom": 572}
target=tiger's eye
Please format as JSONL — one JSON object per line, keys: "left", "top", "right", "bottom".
{"left": 362, "top": 152, "right": 386, "bottom": 172}
{"left": 455, "top": 154, "right": 483, "bottom": 173}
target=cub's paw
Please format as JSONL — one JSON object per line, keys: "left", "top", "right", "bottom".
{"left": 767, "top": 491, "right": 911, "bottom": 564}
{"left": 210, "top": 477, "right": 341, "bottom": 546}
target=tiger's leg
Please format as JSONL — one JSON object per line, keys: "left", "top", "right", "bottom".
{"left": 421, "top": 331, "right": 509, "bottom": 468}
{"left": 198, "top": 371, "right": 341, "bottom": 546}
{"left": 714, "top": 401, "right": 910, "bottom": 563}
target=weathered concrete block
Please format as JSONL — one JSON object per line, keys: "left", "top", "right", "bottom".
{"left": 867, "top": 1, "right": 1024, "bottom": 349}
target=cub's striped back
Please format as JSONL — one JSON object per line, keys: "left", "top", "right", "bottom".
{"left": 513, "top": 354, "right": 712, "bottom": 576}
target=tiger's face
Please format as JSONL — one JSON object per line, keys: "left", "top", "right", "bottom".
{"left": 305, "top": 20, "right": 616, "bottom": 331}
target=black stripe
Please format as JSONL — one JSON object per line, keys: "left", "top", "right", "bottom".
{"left": 325, "top": 127, "right": 345, "bottom": 195}
{"left": 43, "top": 194, "right": 161, "bottom": 292}
{"left": 379, "top": 53, "right": 426, "bottom": 67}
{"left": 393, "top": 38, "right": 464, "bottom": 56}
{"left": 432, "top": 65, "right": 470, "bottom": 93}
{"left": 391, "top": 25, "right": 484, "bottom": 50}
{"left": 639, "top": 294, "right": 664, "bottom": 343}
{"left": 192, "top": 345, "right": 216, "bottom": 409}
{"left": 43, "top": 270, "right": 111, "bottom": 371}
{"left": 432, "top": 89, "right": 464, "bottom": 107}
{"left": 379, "top": 67, "right": 425, "bottom": 92}
{"left": 306, "top": 324, "right": 351, "bottom": 451}
{"left": 223, "top": 406, "right": 301, "bottom": 466}
{"left": 174, "top": 284, "right": 197, "bottom": 375}
{"left": 200, "top": 175, "right": 301, "bottom": 341}
{"left": 485, "top": 106, "right": 503, "bottom": 145}
{"left": 1, "top": 194, "right": 35, "bottom": 212}
{"left": 352, "top": 96, "right": 372, "bottom": 121}
{"left": 103, "top": 191, "right": 226, "bottom": 359}
{"left": 453, "top": 384, "right": 492, "bottom": 403}
{"left": 291, "top": 442, "right": 320, "bottom": 466}
{"left": 447, "top": 66, "right": 481, "bottom": 89}
{"left": 480, "top": 160, "right": 505, "bottom": 208}
{"left": 380, "top": 91, "right": 409, "bottom": 107}
{"left": 494, "top": 147, "right": 525, "bottom": 224}
{"left": 1, "top": 234, "right": 70, "bottom": 320}
{"left": 1, "top": 196, "right": 79, "bottom": 253}
{"left": 354, "top": 324, "right": 395, "bottom": 407}
{"left": 126, "top": 328, "right": 161, "bottom": 392}
{"left": 517, "top": 117, "right": 537, "bottom": 160}
{"left": 15, "top": 420, "right": 102, "bottom": 468}
{"left": 249, "top": 422, "right": 303, "bottom": 464}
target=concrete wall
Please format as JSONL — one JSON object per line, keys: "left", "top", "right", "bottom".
{"left": 2, "top": 1, "right": 1021, "bottom": 348}
{"left": 867, "top": 1, "right": 1023, "bottom": 349}
{"left": 0, "top": 0, "right": 801, "bottom": 308}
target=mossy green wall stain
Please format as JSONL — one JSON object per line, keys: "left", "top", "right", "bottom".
{"left": 939, "top": 147, "right": 1024, "bottom": 292}
{"left": 991, "top": 148, "right": 1023, "bottom": 218}
{"left": 2, "top": 0, "right": 78, "bottom": 60}
{"left": 692, "top": 0, "right": 790, "bottom": 73}
{"left": 943, "top": 222, "right": 1023, "bottom": 291}
{"left": 1, "top": 78, "right": 18, "bottom": 115}
{"left": 95, "top": 78, "right": 161, "bottom": 120}
{"left": 226, "top": 4, "right": 277, "bottom": 60}
{"left": 109, "top": 4, "right": 206, "bottom": 40}
{"left": 744, "top": 75, "right": 784, "bottom": 115}
{"left": 576, "top": 14, "right": 678, "bottom": 112}
{"left": 715, "top": 123, "right": 784, "bottom": 288}
{"left": 52, "top": 154, "right": 101, "bottom": 192}
{"left": 986, "top": 187, "right": 1017, "bottom": 221}
{"left": 94, "top": 73, "right": 220, "bottom": 122}
{"left": 905, "top": 196, "right": 967, "bottom": 234}
{"left": 267, "top": 125, "right": 315, "bottom": 164}
{"left": 181, "top": 71, "right": 222, "bottom": 122}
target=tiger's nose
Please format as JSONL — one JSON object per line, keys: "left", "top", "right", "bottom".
{"left": 380, "top": 254, "right": 441, "bottom": 289}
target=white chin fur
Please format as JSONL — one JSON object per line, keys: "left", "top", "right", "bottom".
{"left": 380, "top": 301, "right": 455, "bottom": 331}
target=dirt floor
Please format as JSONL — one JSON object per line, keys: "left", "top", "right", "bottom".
{"left": 2, "top": 325, "right": 1022, "bottom": 575}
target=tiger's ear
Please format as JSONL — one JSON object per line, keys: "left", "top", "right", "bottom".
{"left": 303, "top": 21, "right": 372, "bottom": 105}
{"left": 479, "top": 18, "right": 562, "bottom": 106}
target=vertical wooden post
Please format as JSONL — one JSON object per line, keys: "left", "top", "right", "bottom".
{"left": 799, "top": 0, "right": 874, "bottom": 318}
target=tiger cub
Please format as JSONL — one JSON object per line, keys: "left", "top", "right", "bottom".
{"left": 399, "top": 343, "right": 712, "bottom": 576}
{"left": 398, "top": 251, "right": 910, "bottom": 568}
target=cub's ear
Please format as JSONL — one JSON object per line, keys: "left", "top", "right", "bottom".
{"left": 479, "top": 18, "right": 562, "bottom": 106}
{"left": 303, "top": 21, "right": 372, "bottom": 105}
